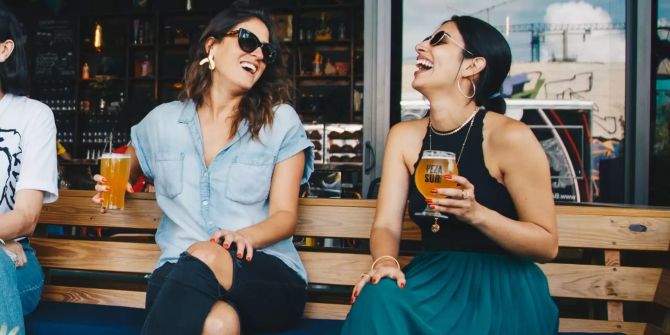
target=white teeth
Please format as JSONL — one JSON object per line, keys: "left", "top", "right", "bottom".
{"left": 241, "top": 62, "right": 257, "bottom": 74}
{"left": 416, "top": 59, "right": 434, "bottom": 70}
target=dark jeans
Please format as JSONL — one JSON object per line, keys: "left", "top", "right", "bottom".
{"left": 145, "top": 248, "right": 307, "bottom": 334}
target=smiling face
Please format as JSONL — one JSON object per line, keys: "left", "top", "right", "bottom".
{"left": 411, "top": 22, "right": 470, "bottom": 97}
{"left": 206, "top": 18, "right": 270, "bottom": 94}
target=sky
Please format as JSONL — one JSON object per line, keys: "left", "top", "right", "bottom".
{"left": 402, "top": 0, "right": 627, "bottom": 63}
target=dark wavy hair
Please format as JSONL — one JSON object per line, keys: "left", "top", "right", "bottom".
{"left": 0, "top": 3, "right": 29, "bottom": 96}
{"left": 180, "top": 3, "right": 293, "bottom": 140}
{"left": 447, "top": 15, "right": 511, "bottom": 113}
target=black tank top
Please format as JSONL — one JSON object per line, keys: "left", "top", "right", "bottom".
{"left": 408, "top": 109, "right": 518, "bottom": 254}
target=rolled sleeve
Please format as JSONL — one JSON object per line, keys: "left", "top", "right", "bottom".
{"left": 275, "top": 106, "right": 314, "bottom": 184}
{"left": 130, "top": 122, "right": 154, "bottom": 180}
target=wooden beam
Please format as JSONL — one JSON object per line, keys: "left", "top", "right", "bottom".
{"left": 604, "top": 250, "right": 624, "bottom": 322}
{"left": 655, "top": 269, "right": 670, "bottom": 309}
{"left": 558, "top": 318, "right": 647, "bottom": 334}
{"left": 42, "top": 285, "right": 145, "bottom": 309}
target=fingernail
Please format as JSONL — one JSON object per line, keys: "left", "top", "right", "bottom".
{"left": 425, "top": 199, "right": 432, "bottom": 204}
{"left": 224, "top": 243, "right": 229, "bottom": 248}
{"left": 400, "top": 283, "right": 405, "bottom": 288}
{"left": 354, "top": 290, "right": 359, "bottom": 297}
{"left": 430, "top": 188, "right": 437, "bottom": 193}
{"left": 372, "top": 279, "right": 378, "bottom": 284}
{"left": 209, "top": 238, "right": 216, "bottom": 243}
{"left": 101, "top": 178, "right": 107, "bottom": 183}
{"left": 350, "top": 297, "right": 355, "bottom": 305}
{"left": 429, "top": 205, "right": 436, "bottom": 209}
{"left": 246, "top": 257, "right": 251, "bottom": 261}
{"left": 237, "top": 253, "right": 242, "bottom": 258}
{"left": 444, "top": 174, "right": 452, "bottom": 179}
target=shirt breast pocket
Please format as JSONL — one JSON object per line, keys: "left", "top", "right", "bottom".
{"left": 225, "top": 154, "right": 274, "bottom": 204}
{"left": 154, "top": 153, "right": 184, "bottom": 198}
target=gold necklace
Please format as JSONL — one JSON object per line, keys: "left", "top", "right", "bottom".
{"left": 428, "top": 107, "right": 479, "bottom": 165}
{"left": 427, "top": 107, "right": 480, "bottom": 233}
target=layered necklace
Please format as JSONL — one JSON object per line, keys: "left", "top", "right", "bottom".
{"left": 428, "top": 106, "right": 480, "bottom": 165}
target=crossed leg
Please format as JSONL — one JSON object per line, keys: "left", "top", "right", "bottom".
{"left": 187, "top": 241, "right": 240, "bottom": 335}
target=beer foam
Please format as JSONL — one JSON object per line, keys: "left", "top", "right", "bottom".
{"left": 99, "top": 153, "right": 131, "bottom": 159}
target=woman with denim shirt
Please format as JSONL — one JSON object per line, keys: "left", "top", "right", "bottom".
{"left": 94, "top": 4, "right": 313, "bottom": 335}
{"left": 0, "top": 5, "right": 58, "bottom": 335}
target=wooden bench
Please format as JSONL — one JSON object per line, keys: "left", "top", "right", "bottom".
{"left": 28, "top": 190, "right": 670, "bottom": 334}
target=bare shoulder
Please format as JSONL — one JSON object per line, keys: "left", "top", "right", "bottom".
{"left": 386, "top": 118, "right": 428, "bottom": 169}
{"left": 484, "top": 112, "right": 536, "bottom": 149}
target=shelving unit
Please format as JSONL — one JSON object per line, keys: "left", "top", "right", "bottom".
{"left": 30, "top": 0, "right": 363, "bottom": 169}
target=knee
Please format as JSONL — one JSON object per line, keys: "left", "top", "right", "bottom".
{"left": 187, "top": 241, "right": 231, "bottom": 267}
{"left": 202, "top": 302, "right": 240, "bottom": 335}
{"left": 359, "top": 278, "right": 402, "bottom": 302}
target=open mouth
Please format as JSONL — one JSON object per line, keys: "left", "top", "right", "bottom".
{"left": 416, "top": 59, "right": 434, "bottom": 72}
{"left": 241, "top": 61, "right": 258, "bottom": 74}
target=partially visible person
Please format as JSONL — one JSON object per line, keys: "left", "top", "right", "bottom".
{"left": 93, "top": 3, "right": 313, "bottom": 335}
{"left": 341, "top": 16, "right": 558, "bottom": 334}
{"left": 0, "top": 4, "right": 58, "bottom": 335}
{"left": 56, "top": 139, "right": 72, "bottom": 161}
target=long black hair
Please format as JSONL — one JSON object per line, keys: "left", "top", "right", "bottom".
{"left": 0, "top": 3, "right": 29, "bottom": 96}
{"left": 448, "top": 15, "right": 511, "bottom": 113}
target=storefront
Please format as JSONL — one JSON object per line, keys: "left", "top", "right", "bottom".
{"left": 4, "top": 0, "right": 669, "bottom": 206}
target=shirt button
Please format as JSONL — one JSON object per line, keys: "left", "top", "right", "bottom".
{"left": 202, "top": 200, "right": 209, "bottom": 206}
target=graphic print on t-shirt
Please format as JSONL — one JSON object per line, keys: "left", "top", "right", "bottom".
{"left": 0, "top": 129, "right": 22, "bottom": 210}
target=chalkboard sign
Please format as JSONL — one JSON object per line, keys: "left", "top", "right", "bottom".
{"left": 33, "top": 20, "right": 75, "bottom": 78}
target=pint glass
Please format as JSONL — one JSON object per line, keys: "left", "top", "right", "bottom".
{"left": 414, "top": 150, "right": 458, "bottom": 218}
{"left": 99, "top": 153, "right": 131, "bottom": 210}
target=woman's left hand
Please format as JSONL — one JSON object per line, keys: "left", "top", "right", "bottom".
{"left": 2, "top": 241, "right": 27, "bottom": 268}
{"left": 209, "top": 230, "right": 255, "bottom": 261}
{"left": 428, "top": 175, "right": 483, "bottom": 225}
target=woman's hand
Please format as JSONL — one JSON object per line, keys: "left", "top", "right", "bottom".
{"left": 350, "top": 259, "right": 406, "bottom": 304}
{"left": 2, "top": 241, "right": 27, "bottom": 268}
{"left": 91, "top": 174, "right": 133, "bottom": 213}
{"left": 428, "top": 175, "right": 485, "bottom": 225}
{"left": 209, "top": 230, "right": 255, "bottom": 261}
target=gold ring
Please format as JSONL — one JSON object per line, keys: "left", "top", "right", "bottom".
{"left": 360, "top": 273, "right": 370, "bottom": 278}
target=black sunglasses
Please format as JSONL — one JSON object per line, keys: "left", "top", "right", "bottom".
{"left": 423, "top": 31, "right": 474, "bottom": 56}
{"left": 225, "top": 28, "right": 277, "bottom": 64}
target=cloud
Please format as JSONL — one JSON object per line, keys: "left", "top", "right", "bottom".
{"left": 541, "top": 1, "right": 625, "bottom": 62}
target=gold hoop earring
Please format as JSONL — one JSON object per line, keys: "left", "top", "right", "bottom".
{"left": 198, "top": 53, "right": 216, "bottom": 71}
{"left": 457, "top": 78, "right": 476, "bottom": 99}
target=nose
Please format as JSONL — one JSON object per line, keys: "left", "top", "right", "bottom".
{"left": 251, "top": 45, "right": 264, "bottom": 60}
{"left": 415, "top": 39, "right": 429, "bottom": 54}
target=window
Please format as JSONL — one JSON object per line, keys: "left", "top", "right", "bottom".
{"left": 400, "top": 0, "right": 626, "bottom": 204}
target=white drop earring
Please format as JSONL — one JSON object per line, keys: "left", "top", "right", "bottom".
{"left": 199, "top": 52, "right": 215, "bottom": 71}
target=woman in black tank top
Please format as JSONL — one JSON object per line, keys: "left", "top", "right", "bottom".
{"left": 341, "top": 16, "right": 559, "bottom": 335}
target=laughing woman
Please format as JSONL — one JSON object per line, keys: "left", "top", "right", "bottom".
{"left": 93, "top": 4, "right": 314, "bottom": 335}
{"left": 341, "top": 16, "right": 559, "bottom": 334}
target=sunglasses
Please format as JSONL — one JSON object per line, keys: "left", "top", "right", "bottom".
{"left": 225, "top": 28, "right": 278, "bottom": 64}
{"left": 423, "top": 31, "right": 474, "bottom": 56}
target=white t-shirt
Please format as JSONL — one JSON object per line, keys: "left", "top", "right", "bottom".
{"left": 0, "top": 93, "right": 58, "bottom": 215}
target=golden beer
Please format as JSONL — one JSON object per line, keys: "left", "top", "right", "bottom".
{"left": 415, "top": 150, "right": 458, "bottom": 201}
{"left": 99, "top": 153, "right": 131, "bottom": 210}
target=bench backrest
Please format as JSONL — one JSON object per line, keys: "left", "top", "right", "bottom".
{"left": 32, "top": 191, "right": 670, "bottom": 334}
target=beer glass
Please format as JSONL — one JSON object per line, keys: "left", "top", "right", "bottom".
{"left": 99, "top": 153, "right": 131, "bottom": 210}
{"left": 414, "top": 150, "right": 458, "bottom": 218}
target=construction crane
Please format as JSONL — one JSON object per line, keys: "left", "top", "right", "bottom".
{"left": 468, "top": 0, "right": 517, "bottom": 22}
{"left": 497, "top": 22, "right": 626, "bottom": 62}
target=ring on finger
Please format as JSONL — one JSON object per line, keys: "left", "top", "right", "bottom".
{"left": 462, "top": 190, "right": 469, "bottom": 200}
{"left": 360, "top": 272, "right": 371, "bottom": 278}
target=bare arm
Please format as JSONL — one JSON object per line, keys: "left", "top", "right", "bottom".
{"left": 236, "top": 151, "right": 306, "bottom": 249}
{"left": 123, "top": 144, "right": 143, "bottom": 184}
{"left": 0, "top": 190, "right": 44, "bottom": 240}
{"left": 369, "top": 124, "right": 414, "bottom": 263}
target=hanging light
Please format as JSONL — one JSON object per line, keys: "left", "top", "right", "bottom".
{"left": 94, "top": 22, "right": 102, "bottom": 52}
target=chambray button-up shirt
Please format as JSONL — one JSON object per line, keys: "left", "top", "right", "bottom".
{"left": 131, "top": 100, "right": 314, "bottom": 282}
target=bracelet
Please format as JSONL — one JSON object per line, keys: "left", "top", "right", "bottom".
{"left": 370, "top": 255, "right": 400, "bottom": 271}
{"left": 0, "top": 238, "right": 5, "bottom": 246}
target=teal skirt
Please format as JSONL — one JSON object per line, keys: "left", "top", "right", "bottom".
{"left": 340, "top": 251, "right": 558, "bottom": 335}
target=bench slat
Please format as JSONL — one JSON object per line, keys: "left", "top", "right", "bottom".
{"left": 32, "top": 239, "right": 663, "bottom": 303}
{"left": 557, "top": 318, "right": 649, "bottom": 335}
{"left": 31, "top": 238, "right": 159, "bottom": 274}
{"left": 655, "top": 269, "right": 670, "bottom": 309}
{"left": 40, "top": 197, "right": 160, "bottom": 229}
{"left": 43, "top": 285, "right": 145, "bottom": 309}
